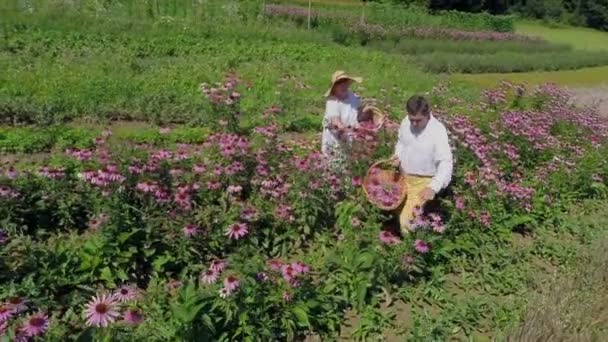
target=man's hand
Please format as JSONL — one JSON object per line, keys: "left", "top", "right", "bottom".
{"left": 389, "top": 155, "right": 400, "bottom": 168}
{"left": 418, "top": 187, "right": 436, "bottom": 201}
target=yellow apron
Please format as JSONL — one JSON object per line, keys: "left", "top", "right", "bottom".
{"left": 399, "top": 175, "right": 433, "bottom": 233}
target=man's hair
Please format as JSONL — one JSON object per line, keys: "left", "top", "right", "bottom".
{"left": 406, "top": 95, "right": 430, "bottom": 116}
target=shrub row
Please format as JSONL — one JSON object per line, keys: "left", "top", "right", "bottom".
{"left": 416, "top": 50, "right": 608, "bottom": 73}
{"left": 364, "top": 38, "right": 570, "bottom": 55}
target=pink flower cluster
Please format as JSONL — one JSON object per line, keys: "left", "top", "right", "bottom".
{"left": 199, "top": 72, "right": 241, "bottom": 107}
{"left": 38, "top": 167, "right": 65, "bottom": 179}
{"left": 0, "top": 185, "right": 19, "bottom": 199}
{"left": 402, "top": 27, "right": 542, "bottom": 43}
{"left": 84, "top": 289, "right": 144, "bottom": 328}
{"left": 0, "top": 297, "right": 49, "bottom": 339}
{"left": 366, "top": 175, "right": 403, "bottom": 207}
{"left": 65, "top": 148, "right": 94, "bottom": 161}
{"left": 266, "top": 259, "right": 311, "bottom": 288}
{"left": 206, "top": 133, "right": 249, "bottom": 159}
{"left": 82, "top": 164, "right": 126, "bottom": 188}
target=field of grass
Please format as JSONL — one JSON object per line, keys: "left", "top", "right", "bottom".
{"left": 455, "top": 21, "right": 608, "bottom": 86}
{"left": 517, "top": 21, "right": 608, "bottom": 51}
{"left": 2, "top": 1, "right": 608, "bottom": 341}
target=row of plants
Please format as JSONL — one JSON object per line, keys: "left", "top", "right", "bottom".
{"left": 1, "top": 77, "right": 607, "bottom": 340}
{"left": 363, "top": 37, "right": 570, "bottom": 55}
{"left": 415, "top": 50, "right": 608, "bottom": 73}
{"left": 267, "top": 1, "right": 515, "bottom": 32}
{"left": 0, "top": 126, "right": 211, "bottom": 155}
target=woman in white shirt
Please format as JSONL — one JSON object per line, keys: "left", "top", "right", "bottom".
{"left": 321, "top": 71, "right": 364, "bottom": 157}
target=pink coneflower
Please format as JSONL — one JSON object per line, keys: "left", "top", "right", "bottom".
{"left": 282, "top": 292, "right": 293, "bottom": 302}
{"left": 227, "top": 185, "right": 242, "bottom": 195}
{"left": 7, "top": 297, "right": 27, "bottom": 313}
{"left": 200, "top": 269, "right": 219, "bottom": 285}
{"left": 267, "top": 259, "right": 283, "bottom": 271}
{"left": 414, "top": 240, "right": 430, "bottom": 254}
{"left": 166, "top": 279, "right": 183, "bottom": 293}
{"left": 209, "top": 260, "right": 227, "bottom": 273}
{"left": 193, "top": 164, "right": 206, "bottom": 174}
{"left": 85, "top": 294, "right": 120, "bottom": 327}
{"left": 0, "top": 320, "right": 7, "bottom": 336}
{"left": 455, "top": 195, "right": 465, "bottom": 210}
{"left": 183, "top": 224, "right": 199, "bottom": 238}
{"left": 281, "top": 264, "right": 297, "bottom": 283}
{"left": 379, "top": 231, "right": 400, "bottom": 245}
{"left": 402, "top": 254, "right": 415, "bottom": 268}
{"left": 113, "top": 285, "right": 140, "bottom": 303}
{"left": 350, "top": 217, "right": 361, "bottom": 227}
{"left": 240, "top": 206, "right": 259, "bottom": 222}
{"left": 225, "top": 223, "right": 249, "bottom": 240}
{"left": 21, "top": 312, "right": 49, "bottom": 337}
{"left": 0, "top": 304, "right": 14, "bottom": 322}
{"left": 432, "top": 222, "right": 446, "bottom": 234}
{"left": 159, "top": 127, "right": 171, "bottom": 134}
{"left": 223, "top": 276, "right": 239, "bottom": 293}
{"left": 292, "top": 262, "right": 310, "bottom": 274}
{"left": 123, "top": 309, "right": 143, "bottom": 325}
{"left": 351, "top": 176, "right": 362, "bottom": 187}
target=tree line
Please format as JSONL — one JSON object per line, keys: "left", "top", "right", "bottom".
{"left": 378, "top": 0, "right": 608, "bottom": 31}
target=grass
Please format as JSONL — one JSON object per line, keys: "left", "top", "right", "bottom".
{"left": 452, "top": 65, "right": 608, "bottom": 87}
{"left": 517, "top": 20, "right": 608, "bottom": 52}
{"left": 454, "top": 21, "right": 608, "bottom": 86}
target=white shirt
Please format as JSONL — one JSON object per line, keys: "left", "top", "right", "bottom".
{"left": 321, "top": 91, "right": 360, "bottom": 155}
{"left": 394, "top": 114, "right": 453, "bottom": 193}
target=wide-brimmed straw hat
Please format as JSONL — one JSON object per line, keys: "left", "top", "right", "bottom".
{"left": 324, "top": 70, "right": 363, "bottom": 97}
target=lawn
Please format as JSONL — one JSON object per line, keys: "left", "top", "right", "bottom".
{"left": 517, "top": 20, "right": 608, "bottom": 51}
{"left": 454, "top": 21, "right": 608, "bottom": 86}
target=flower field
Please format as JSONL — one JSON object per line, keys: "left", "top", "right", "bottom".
{"left": 2, "top": 0, "right": 608, "bottom": 340}
{"left": 2, "top": 74, "right": 608, "bottom": 339}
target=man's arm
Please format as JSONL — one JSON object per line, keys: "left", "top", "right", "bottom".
{"left": 428, "top": 127, "right": 453, "bottom": 194}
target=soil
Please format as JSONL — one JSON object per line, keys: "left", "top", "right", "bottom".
{"left": 570, "top": 86, "right": 608, "bottom": 118}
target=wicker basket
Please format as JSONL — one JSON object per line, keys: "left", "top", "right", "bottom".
{"left": 362, "top": 159, "right": 407, "bottom": 211}
{"left": 358, "top": 105, "right": 386, "bottom": 131}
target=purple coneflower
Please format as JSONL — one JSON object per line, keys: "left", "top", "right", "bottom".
{"left": 183, "top": 224, "right": 199, "bottom": 238}
{"left": 7, "top": 297, "right": 27, "bottom": 313}
{"left": 0, "top": 320, "right": 7, "bottom": 335}
{"left": 223, "top": 276, "right": 239, "bottom": 293}
{"left": 85, "top": 294, "right": 120, "bottom": 327}
{"left": 226, "top": 223, "right": 249, "bottom": 240}
{"left": 21, "top": 312, "right": 49, "bottom": 337}
{"left": 292, "top": 262, "right": 310, "bottom": 274}
{"left": 200, "top": 269, "right": 218, "bottom": 285}
{"left": 209, "top": 260, "right": 227, "bottom": 273}
{"left": 414, "top": 240, "right": 430, "bottom": 254}
{"left": 267, "top": 259, "right": 283, "bottom": 271}
{"left": 0, "top": 304, "right": 14, "bottom": 322}
{"left": 281, "top": 264, "right": 297, "bottom": 283}
{"left": 282, "top": 292, "right": 293, "bottom": 302}
{"left": 379, "top": 231, "right": 400, "bottom": 245}
{"left": 113, "top": 285, "right": 139, "bottom": 303}
{"left": 123, "top": 309, "right": 143, "bottom": 325}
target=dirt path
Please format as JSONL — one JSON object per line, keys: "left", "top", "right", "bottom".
{"left": 570, "top": 86, "right": 608, "bottom": 118}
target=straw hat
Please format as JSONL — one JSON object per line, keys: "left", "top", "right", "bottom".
{"left": 324, "top": 70, "right": 363, "bottom": 97}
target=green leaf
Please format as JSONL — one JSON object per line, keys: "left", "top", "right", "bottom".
{"left": 99, "top": 267, "right": 115, "bottom": 287}
{"left": 292, "top": 306, "right": 310, "bottom": 328}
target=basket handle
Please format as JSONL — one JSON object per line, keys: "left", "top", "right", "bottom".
{"left": 367, "top": 159, "right": 400, "bottom": 177}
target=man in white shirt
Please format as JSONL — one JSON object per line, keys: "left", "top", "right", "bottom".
{"left": 321, "top": 71, "right": 363, "bottom": 157}
{"left": 391, "top": 95, "right": 453, "bottom": 232}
